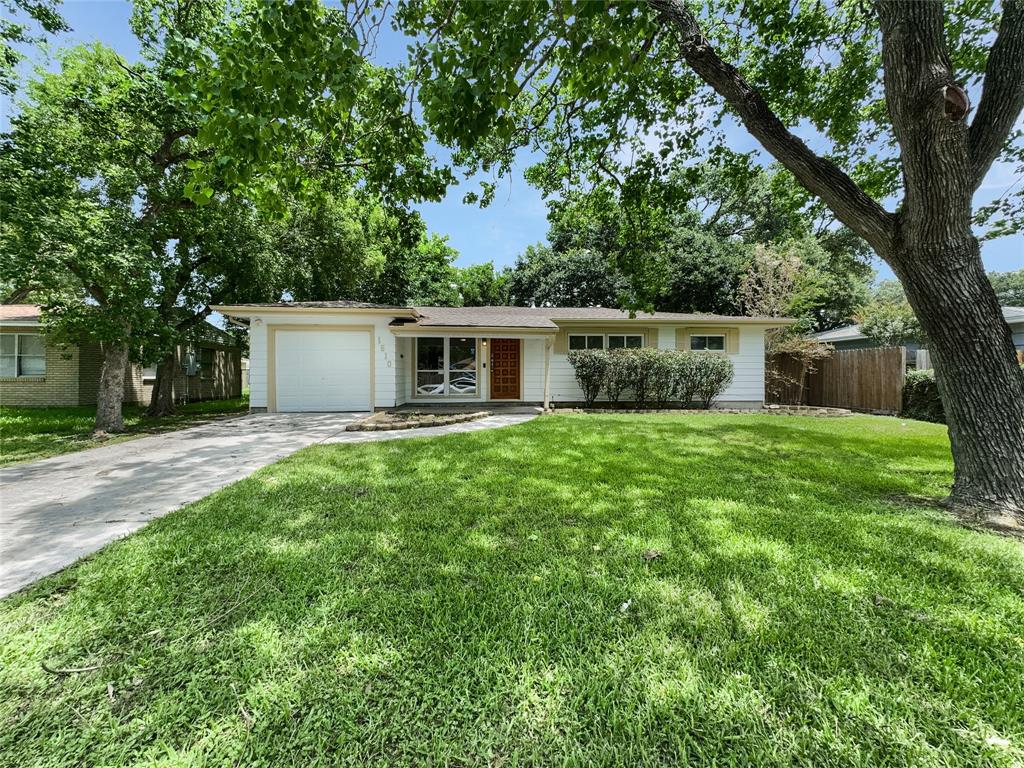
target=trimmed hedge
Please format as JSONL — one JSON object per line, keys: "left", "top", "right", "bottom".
{"left": 568, "top": 347, "right": 735, "bottom": 409}
{"left": 902, "top": 369, "right": 945, "bottom": 423}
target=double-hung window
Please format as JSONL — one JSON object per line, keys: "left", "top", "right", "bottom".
{"left": 416, "top": 337, "right": 478, "bottom": 396}
{"left": 0, "top": 333, "right": 45, "bottom": 377}
{"left": 690, "top": 334, "right": 726, "bottom": 352}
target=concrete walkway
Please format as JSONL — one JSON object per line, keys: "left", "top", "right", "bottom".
{"left": 0, "top": 412, "right": 535, "bottom": 597}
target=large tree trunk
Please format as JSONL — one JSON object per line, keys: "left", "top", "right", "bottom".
{"left": 94, "top": 341, "right": 129, "bottom": 434}
{"left": 892, "top": 239, "right": 1024, "bottom": 525}
{"left": 650, "top": 0, "right": 1024, "bottom": 526}
{"left": 145, "top": 352, "right": 178, "bottom": 417}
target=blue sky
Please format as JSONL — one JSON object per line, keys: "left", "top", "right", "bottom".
{"left": 3, "top": 0, "right": 1021, "bottom": 280}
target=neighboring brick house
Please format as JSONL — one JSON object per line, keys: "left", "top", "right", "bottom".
{"left": 0, "top": 305, "right": 243, "bottom": 408}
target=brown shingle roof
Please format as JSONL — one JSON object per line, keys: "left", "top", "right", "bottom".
{"left": 0, "top": 304, "right": 41, "bottom": 323}
{"left": 215, "top": 301, "right": 793, "bottom": 327}
{"left": 412, "top": 305, "right": 792, "bottom": 328}
{"left": 223, "top": 300, "right": 411, "bottom": 310}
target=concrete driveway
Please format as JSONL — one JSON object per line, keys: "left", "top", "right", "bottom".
{"left": 0, "top": 411, "right": 535, "bottom": 597}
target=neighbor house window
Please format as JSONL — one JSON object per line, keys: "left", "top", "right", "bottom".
{"left": 142, "top": 363, "right": 158, "bottom": 383}
{"left": 200, "top": 348, "right": 214, "bottom": 379}
{"left": 416, "top": 337, "right": 478, "bottom": 396}
{"left": 568, "top": 334, "right": 605, "bottom": 350}
{"left": 0, "top": 333, "right": 45, "bottom": 377}
{"left": 608, "top": 334, "right": 643, "bottom": 350}
{"left": 690, "top": 334, "right": 726, "bottom": 351}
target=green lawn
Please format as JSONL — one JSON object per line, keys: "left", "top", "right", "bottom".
{"left": 1, "top": 414, "right": 1022, "bottom": 767}
{"left": 0, "top": 396, "right": 250, "bottom": 466}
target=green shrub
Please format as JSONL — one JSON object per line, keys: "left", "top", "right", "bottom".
{"left": 902, "top": 369, "right": 945, "bottom": 423}
{"left": 604, "top": 349, "right": 635, "bottom": 408}
{"left": 567, "top": 349, "right": 608, "bottom": 407}
{"left": 649, "top": 350, "right": 682, "bottom": 408}
{"left": 691, "top": 354, "right": 735, "bottom": 409}
{"left": 566, "top": 346, "right": 737, "bottom": 409}
{"left": 624, "top": 347, "right": 664, "bottom": 408}
{"left": 671, "top": 352, "right": 700, "bottom": 406}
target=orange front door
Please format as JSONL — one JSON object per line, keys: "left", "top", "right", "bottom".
{"left": 489, "top": 339, "right": 521, "bottom": 400}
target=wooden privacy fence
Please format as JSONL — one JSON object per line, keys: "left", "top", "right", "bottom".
{"left": 768, "top": 346, "right": 906, "bottom": 414}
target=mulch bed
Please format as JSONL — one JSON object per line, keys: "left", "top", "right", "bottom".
{"left": 345, "top": 410, "right": 492, "bottom": 432}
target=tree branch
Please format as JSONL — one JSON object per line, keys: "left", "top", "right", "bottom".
{"left": 968, "top": 0, "right": 1024, "bottom": 189}
{"left": 151, "top": 128, "right": 198, "bottom": 168}
{"left": 648, "top": 0, "right": 895, "bottom": 254}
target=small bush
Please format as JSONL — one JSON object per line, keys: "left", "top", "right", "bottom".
{"left": 902, "top": 369, "right": 945, "bottom": 423}
{"left": 625, "top": 347, "right": 664, "bottom": 408}
{"left": 649, "top": 350, "right": 681, "bottom": 408}
{"left": 567, "top": 349, "right": 608, "bottom": 407}
{"left": 691, "top": 354, "right": 735, "bottom": 409}
{"left": 604, "top": 349, "right": 635, "bottom": 408}
{"left": 671, "top": 352, "right": 700, "bottom": 406}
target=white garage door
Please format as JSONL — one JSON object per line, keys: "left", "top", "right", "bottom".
{"left": 274, "top": 329, "right": 372, "bottom": 412}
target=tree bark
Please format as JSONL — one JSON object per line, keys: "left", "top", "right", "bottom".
{"left": 890, "top": 238, "right": 1024, "bottom": 525}
{"left": 94, "top": 341, "right": 129, "bottom": 434}
{"left": 145, "top": 351, "right": 178, "bottom": 417}
{"left": 650, "top": 0, "right": 1024, "bottom": 525}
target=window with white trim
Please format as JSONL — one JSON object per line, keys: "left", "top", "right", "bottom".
{"left": 568, "top": 334, "right": 604, "bottom": 350}
{"left": 608, "top": 334, "right": 643, "bottom": 350}
{"left": 416, "top": 337, "right": 478, "bottom": 396}
{"left": 142, "top": 363, "right": 158, "bottom": 382}
{"left": 0, "top": 333, "right": 45, "bottom": 377}
{"left": 689, "top": 334, "right": 726, "bottom": 352}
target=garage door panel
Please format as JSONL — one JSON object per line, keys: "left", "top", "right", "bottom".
{"left": 274, "top": 330, "right": 372, "bottom": 412}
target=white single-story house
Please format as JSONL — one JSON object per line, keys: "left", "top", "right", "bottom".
{"left": 213, "top": 302, "right": 794, "bottom": 412}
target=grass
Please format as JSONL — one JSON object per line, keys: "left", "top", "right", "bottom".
{"left": 0, "top": 395, "right": 250, "bottom": 466}
{"left": 1, "top": 413, "right": 1022, "bottom": 767}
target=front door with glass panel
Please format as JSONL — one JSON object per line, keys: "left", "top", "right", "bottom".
{"left": 490, "top": 339, "right": 521, "bottom": 399}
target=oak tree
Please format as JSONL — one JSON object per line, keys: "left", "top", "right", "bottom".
{"left": 393, "top": 0, "right": 1024, "bottom": 524}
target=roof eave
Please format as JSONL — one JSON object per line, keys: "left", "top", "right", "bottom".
{"left": 391, "top": 325, "right": 557, "bottom": 336}
{"left": 552, "top": 316, "right": 797, "bottom": 326}
{"left": 211, "top": 304, "right": 421, "bottom": 319}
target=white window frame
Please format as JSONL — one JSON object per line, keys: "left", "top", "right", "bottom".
{"left": 568, "top": 333, "right": 645, "bottom": 351}
{"left": 142, "top": 363, "right": 158, "bottom": 383}
{"left": 689, "top": 334, "right": 726, "bottom": 352}
{"left": 415, "top": 336, "right": 479, "bottom": 397}
{"left": 568, "top": 334, "right": 605, "bottom": 351}
{"left": 607, "top": 334, "right": 644, "bottom": 350}
{"left": 0, "top": 333, "right": 46, "bottom": 377}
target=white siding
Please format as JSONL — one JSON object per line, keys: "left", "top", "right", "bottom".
{"left": 247, "top": 313, "right": 398, "bottom": 410}
{"left": 394, "top": 336, "right": 411, "bottom": 405}
{"left": 522, "top": 337, "right": 546, "bottom": 401}
{"left": 550, "top": 325, "right": 768, "bottom": 406}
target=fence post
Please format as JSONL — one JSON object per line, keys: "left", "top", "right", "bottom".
{"left": 898, "top": 346, "right": 907, "bottom": 414}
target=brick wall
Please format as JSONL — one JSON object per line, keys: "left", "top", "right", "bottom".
{"left": 0, "top": 328, "right": 81, "bottom": 407}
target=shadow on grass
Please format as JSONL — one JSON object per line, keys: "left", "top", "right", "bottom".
{"left": 1, "top": 414, "right": 1022, "bottom": 767}
{"left": 0, "top": 397, "right": 250, "bottom": 466}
